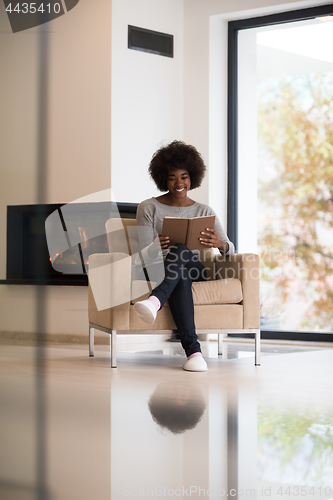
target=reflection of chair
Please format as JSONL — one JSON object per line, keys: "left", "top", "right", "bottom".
{"left": 88, "top": 219, "right": 260, "bottom": 367}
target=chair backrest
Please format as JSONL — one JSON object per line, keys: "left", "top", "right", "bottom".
{"left": 105, "top": 218, "right": 139, "bottom": 256}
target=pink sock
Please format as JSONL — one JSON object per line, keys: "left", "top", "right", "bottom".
{"left": 148, "top": 295, "right": 161, "bottom": 311}
{"left": 188, "top": 352, "right": 203, "bottom": 360}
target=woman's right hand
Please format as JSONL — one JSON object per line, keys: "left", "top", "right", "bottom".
{"left": 158, "top": 234, "right": 170, "bottom": 249}
{"left": 147, "top": 234, "right": 170, "bottom": 258}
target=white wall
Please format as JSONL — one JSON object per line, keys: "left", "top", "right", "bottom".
{"left": 0, "top": 4, "right": 40, "bottom": 281}
{"left": 237, "top": 28, "right": 258, "bottom": 254}
{"left": 0, "top": 0, "right": 111, "bottom": 336}
{"left": 0, "top": 2, "right": 42, "bottom": 334}
{"left": 47, "top": 0, "right": 111, "bottom": 204}
{"left": 111, "top": 0, "right": 184, "bottom": 204}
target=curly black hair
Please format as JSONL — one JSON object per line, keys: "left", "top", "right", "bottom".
{"left": 148, "top": 140, "right": 206, "bottom": 192}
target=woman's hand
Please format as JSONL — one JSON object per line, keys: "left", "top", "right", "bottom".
{"left": 158, "top": 234, "right": 170, "bottom": 249}
{"left": 147, "top": 234, "right": 170, "bottom": 258}
{"left": 199, "top": 228, "right": 229, "bottom": 253}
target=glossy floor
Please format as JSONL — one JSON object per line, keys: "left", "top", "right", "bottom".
{"left": 1, "top": 339, "right": 333, "bottom": 500}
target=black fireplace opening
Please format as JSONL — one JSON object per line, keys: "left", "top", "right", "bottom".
{"left": 3, "top": 202, "right": 137, "bottom": 286}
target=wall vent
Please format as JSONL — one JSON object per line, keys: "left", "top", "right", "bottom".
{"left": 128, "top": 26, "right": 173, "bottom": 58}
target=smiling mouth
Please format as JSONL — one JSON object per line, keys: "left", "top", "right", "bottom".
{"left": 175, "top": 187, "right": 185, "bottom": 192}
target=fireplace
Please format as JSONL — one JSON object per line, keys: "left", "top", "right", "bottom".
{"left": 4, "top": 202, "right": 137, "bottom": 286}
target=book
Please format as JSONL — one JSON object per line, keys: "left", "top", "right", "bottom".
{"left": 161, "top": 215, "right": 216, "bottom": 250}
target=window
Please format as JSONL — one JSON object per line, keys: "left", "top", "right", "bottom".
{"left": 228, "top": 5, "right": 333, "bottom": 336}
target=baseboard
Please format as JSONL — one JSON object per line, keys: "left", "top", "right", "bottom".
{"left": 0, "top": 330, "right": 100, "bottom": 344}
{"left": 0, "top": 331, "right": 170, "bottom": 346}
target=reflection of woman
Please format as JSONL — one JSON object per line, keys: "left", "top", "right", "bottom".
{"left": 134, "top": 141, "right": 235, "bottom": 372}
{"left": 148, "top": 383, "right": 206, "bottom": 434}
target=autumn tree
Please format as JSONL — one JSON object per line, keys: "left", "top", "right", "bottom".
{"left": 258, "top": 74, "right": 333, "bottom": 331}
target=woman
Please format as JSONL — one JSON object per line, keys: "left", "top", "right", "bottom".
{"left": 134, "top": 141, "right": 235, "bottom": 372}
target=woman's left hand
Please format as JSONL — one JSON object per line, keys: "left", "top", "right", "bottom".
{"left": 199, "top": 228, "right": 229, "bottom": 253}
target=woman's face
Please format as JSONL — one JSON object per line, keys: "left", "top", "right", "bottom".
{"left": 166, "top": 168, "right": 191, "bottom": 198}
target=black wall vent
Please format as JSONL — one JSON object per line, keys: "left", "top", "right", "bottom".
{"left": 128, "top": 25, "right": 173, "bottom": 58}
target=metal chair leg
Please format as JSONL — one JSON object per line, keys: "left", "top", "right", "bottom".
{"left": 111, "top": 330, "right": 117, "bottom": 368}
{"left": 89, "top": 326, "right": 94, "bottom": 357}
{"left": 255, "top": 329, "right": 261, "bottom": 366}
{"left": 218, "top": 333, "right": 227, "bottom": 356}
{"left": 218, "top": 333, "right": 223, "bottom": 355}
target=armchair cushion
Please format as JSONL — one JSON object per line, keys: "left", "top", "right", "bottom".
{"left": 131, "top": 278, "right": 242, "bottom": 306}
{"left": 192, "top": 278, "right": 242, "bottom": 305}
{"left": 215, "top": 253, "right": 260, "bottom": 328}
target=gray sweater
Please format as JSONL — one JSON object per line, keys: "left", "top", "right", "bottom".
{"left": 136, "top": 197, "right": 235, "bottom": 263}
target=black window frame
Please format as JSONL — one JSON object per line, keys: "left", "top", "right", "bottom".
{"left": 227, "top": 3, "right": 333, "bottom": 342}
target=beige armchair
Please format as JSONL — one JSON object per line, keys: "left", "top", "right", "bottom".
{"left": 88, "top": 219, "right": 260, "bottom": 367}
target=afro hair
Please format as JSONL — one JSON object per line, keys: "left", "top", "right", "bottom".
{"left": 148, "top": 140, "right": 206, "bottom": 192}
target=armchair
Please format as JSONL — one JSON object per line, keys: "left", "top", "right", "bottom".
{"left": 88, "top": 219, "right": 260, "bottom": 367}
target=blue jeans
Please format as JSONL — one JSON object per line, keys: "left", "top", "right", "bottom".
{"left": 150, "top": 243, "right": 207, "bottom": 357}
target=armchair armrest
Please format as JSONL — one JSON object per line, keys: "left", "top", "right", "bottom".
{"left": 88, "top": 252, "right": 131, "bottom": 311}
{"left": 214, "top": 253, "right": 260, "bottom": 328}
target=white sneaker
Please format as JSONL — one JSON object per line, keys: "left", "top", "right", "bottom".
{"left": 133, "top": 300, "right": 157, "bottom": 325}
{"left": 183, "top": 356, "right": 208, "bottom": 372}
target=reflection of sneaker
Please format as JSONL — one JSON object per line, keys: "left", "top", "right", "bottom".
{"left": 133, "top": 300, "right": 157, "bottom": 324}
{"left": 183, "top": 357, "right": 208, "bottom": 372}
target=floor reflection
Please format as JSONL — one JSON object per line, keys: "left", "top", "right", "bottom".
{"left": 258, "top": 405, "right": 333, "bottom": 489}
{"left": 111, "top": 358, "right": 257, "bottom": 500}
{"left": 111, "top": 343, "right": 333, "bottom": 500}
{"left": 148, "top": 382, "right": 207, "bottom": 434}
{"left": 1, "top": 341, "right": 333, "bottom": 500}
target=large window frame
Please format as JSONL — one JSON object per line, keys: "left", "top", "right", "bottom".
{"left": 227, "top": 3, "right": 333, "bottom": 342}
